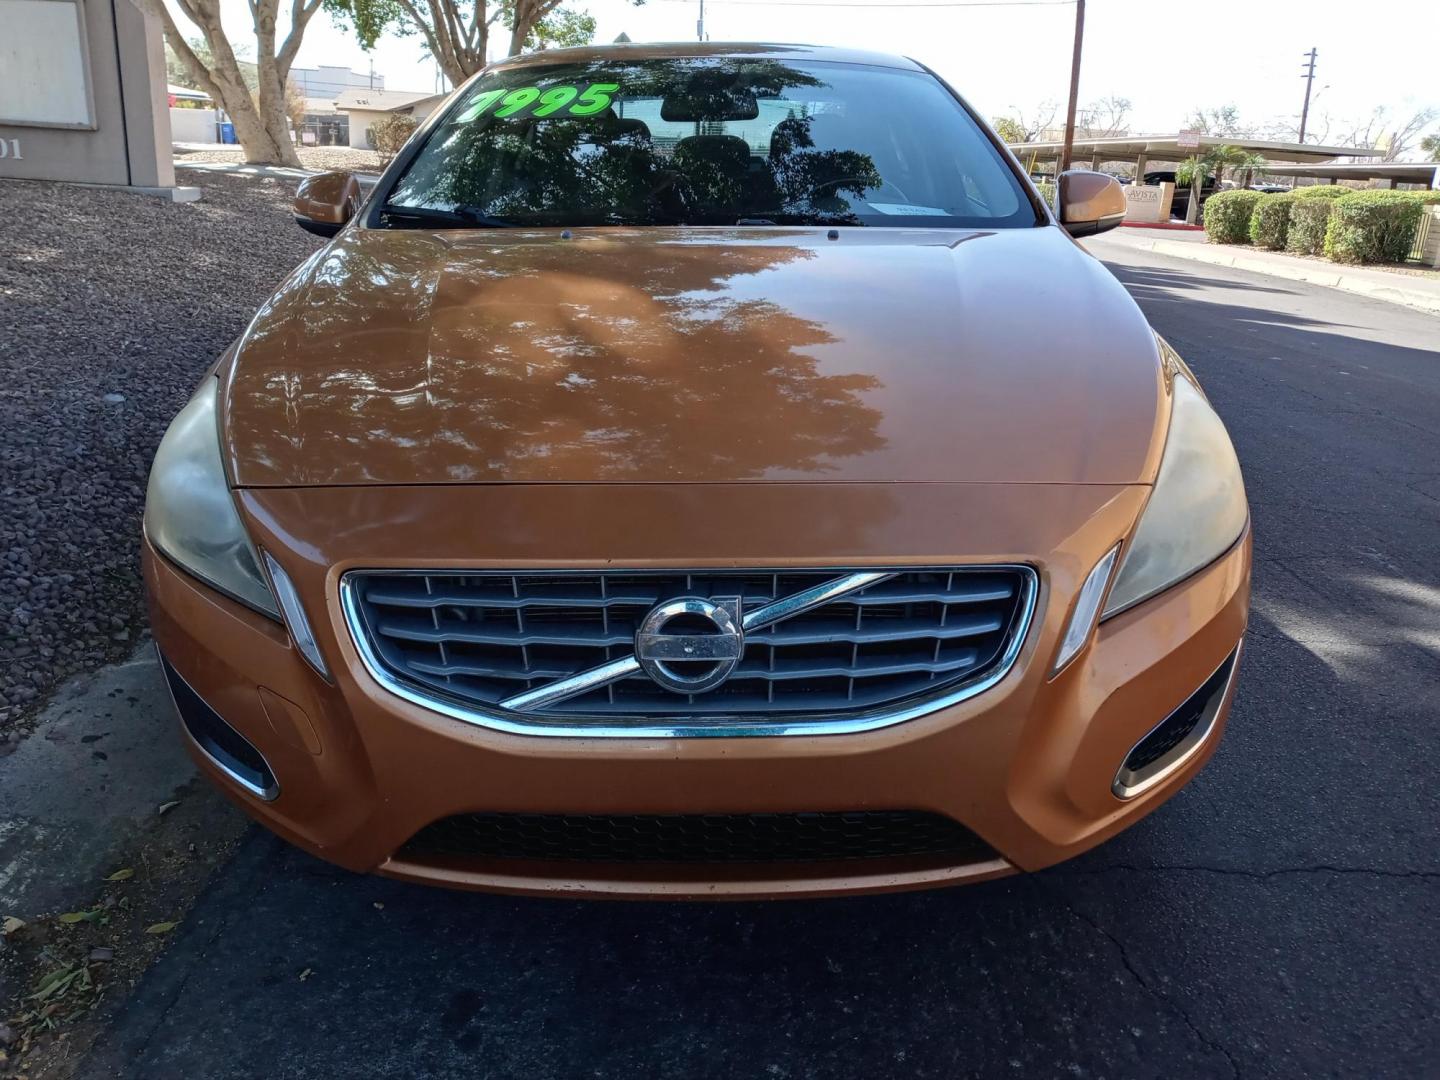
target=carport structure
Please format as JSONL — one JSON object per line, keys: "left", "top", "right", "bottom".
{"left": 1006, "top": 134, "right": 1381, "bottom": 181}
{"left": 1255, "top": 160, "right": 1440, "bottom": 190}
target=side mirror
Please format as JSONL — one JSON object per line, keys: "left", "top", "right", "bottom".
{"left": 1058, "top": 171, "right": 1127, "bottom": 237}
{"left": 293, "top": 170, "right": 363, "bottom": 238}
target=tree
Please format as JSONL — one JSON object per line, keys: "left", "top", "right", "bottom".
{"left": 1334, "top": 106, "right": 1437, "bottom": 161}
{"left": 991, "top": 101, "right": 1058, "bottom": 145}
{"left": 139, "top": 0, "right": 324, "bottom": 165}
{"left": 329, "top": 0, "right": 641, "bottom": 89}
{"left": 1176, "top": 145, "right": 1263, "bottom": 223}
{"left": 1185, "top": 104, "right": 1251, "bottom": 139}
{"left": 526, "top": 6, "right": 597, "bottom": 50}
{"left": 1423, "top": 134, "right": 1440, "bottom": 163}
{"left": 991, "top": 117, "right": 1026, "bottom": 145}
{"left": 166, "top": 37, "right": 258, "bottom": 93}
{"left": 370, "top": 113, "right": 418, "bottom": 163}
{"left": 1077, "top": 96, "right": 1131, "bottom": 138}
{"left": 286, "top": 82, "right": 309, "bottom": 139}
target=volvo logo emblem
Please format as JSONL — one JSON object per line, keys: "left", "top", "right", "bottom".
{"left": 635, "top": 596, "right": 744, "bottom": 694}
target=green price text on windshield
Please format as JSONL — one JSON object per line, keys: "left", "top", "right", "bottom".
{"left": 453, "top": 83, "right": 621, "bottom": 124}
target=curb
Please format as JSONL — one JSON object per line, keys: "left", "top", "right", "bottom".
{"left": 1121, "top": 236, "right": 1440, "bottom": 315}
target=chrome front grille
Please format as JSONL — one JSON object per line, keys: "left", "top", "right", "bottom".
{"left": 342, "top": 567, "right": 1036, "bottom": 736}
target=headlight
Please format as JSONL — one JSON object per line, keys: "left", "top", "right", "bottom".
{"left": 1101, "top": 369, "right": 1247, "bottom": 619}
{"left": 145, "top": 378, "right": 279, "bottom": 618}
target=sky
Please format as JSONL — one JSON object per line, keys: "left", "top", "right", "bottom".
{"left": 189, "top": 0, "right": 1440, "bottom": 154}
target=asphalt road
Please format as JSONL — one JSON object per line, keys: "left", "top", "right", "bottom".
{"left": 82, "top": 241, "right": 1439, "bottom": 1079}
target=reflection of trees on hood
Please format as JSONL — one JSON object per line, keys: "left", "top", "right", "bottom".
{"left": 387, "top": 60, "right": 884, "bottom": 226}
{"left": 227, "top": 232, "right": 888, "bottom": 483}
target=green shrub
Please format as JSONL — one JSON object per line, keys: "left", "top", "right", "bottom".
{"left": 369, "top": 113, "right": 418, "bottom": 163}
{"left": 1323, "top": 190, "right": 1426, "bottom": 263}
{"left": 1291, "top": 185, "right": 1353, "bottom": 199}
{"left": 1034, "top": 180, "right": 1056, "bottom": 206}
{"left": 1286, "top": 198, "right": 1334, "bottom": 255}
{"left": 1248, "top": 192, "right": 1295, "bottom": 250}
{"left": 1203, "top": 189, "right": 1263, "bottom": 244}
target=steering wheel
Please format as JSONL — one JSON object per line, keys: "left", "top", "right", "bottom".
{"left": 809, "top": 176, "right": 911, "bottom": 204}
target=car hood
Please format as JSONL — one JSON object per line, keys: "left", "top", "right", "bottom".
{"left": 221, "top": 225, "right": 1164, "bottom": 487}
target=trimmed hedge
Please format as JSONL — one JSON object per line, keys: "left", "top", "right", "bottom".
{"left": 1248, "top": 192, "right": 1295, "bottom": 250}
{"left": 1323, "top": 190, "right": 1426, "bottom": 264}
{"left": 1286, "top": 197, "right": 1333, "bottom": 255}
{"left": 1203, "top": 189, "right": 1263, "bottom": 244}
{"left": 1291, "top": 185, "right": 1353, "bottom": 199}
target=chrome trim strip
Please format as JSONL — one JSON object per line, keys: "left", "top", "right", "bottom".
{"left": 338, "top": 565, "right": 1038, "bottom": 740}
{"left": 500, "top": 656, "right": 642, "bottom": 712}
{"left": 497, "top": 571, "right": 893, "bottom": 712}
{"left": 739, "top": 571, "right": 895, "bottom": 632}
{"left": 1111, "top": 642, "right": 1242, "bottom": 800}
{"left": 260, "top": 549, "right": 332, "bottom": 681}
{"left": 156, "top": 644, "right": 280, "bottom": 801}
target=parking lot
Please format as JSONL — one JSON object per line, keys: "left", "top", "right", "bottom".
{"left": 2, "top": 172, "right": 1437, "bottom": 1079}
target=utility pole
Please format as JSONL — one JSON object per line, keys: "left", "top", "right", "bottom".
{"left": 697, "top": 0, "right": 705, "bottom": 42}
{"left": 1058, "top": 0, "right": 1085, "bottom": 173}
{"left": 1298, "top": 47, "right": 1318, "bottom": 143}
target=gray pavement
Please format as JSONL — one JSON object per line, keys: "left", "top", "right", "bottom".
{"left": 0, "top": 647, "right": 193, "bottom": 919}
{"left": 1105, "top": 226, "right": 1440, "bottom": 315}
{"left": 76, "top": 238, "right": 1440, "bottom": 1078}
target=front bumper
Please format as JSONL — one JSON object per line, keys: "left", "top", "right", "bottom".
{"left": 143, "top": 482, "right": 1249, "bottom": 899}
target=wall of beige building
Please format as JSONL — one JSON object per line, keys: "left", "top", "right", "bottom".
{"left": 346, "top": 102, "right": 443, "bottom": 150}
{"left": 0, "top": 0, "right": 179, "bottom": 193}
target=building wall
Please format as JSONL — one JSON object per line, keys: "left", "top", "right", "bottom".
{"left": 346, "top": 108, "right": 387, "bottom": 150}
{"left": 346, "top": 101, "right": 440, "bottom": 150}
{"left": 292, "top": 65, "right": 382, "bottom": 101}
{"left": 0, "top": 0, "right": 173, "bottom": 188}
{"left": 169, "top": 107, "right": 218, "bottom": 144}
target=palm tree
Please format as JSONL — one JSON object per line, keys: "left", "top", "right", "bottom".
{"left": 1176, "top": 145, "right": 1266, "bottom": 223}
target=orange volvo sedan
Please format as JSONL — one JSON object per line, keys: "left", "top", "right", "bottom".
{"left": 143, "top": 43, "right": 1250, "bottom": 898}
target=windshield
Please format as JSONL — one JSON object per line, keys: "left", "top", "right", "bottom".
{"left": 382, "top": 56, "right": 1037, "bottom": 229}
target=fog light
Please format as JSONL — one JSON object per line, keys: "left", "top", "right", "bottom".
{"left": 262, "top": 551, "right": 330, "bottom": 679}
{"left": 1052, "top": 545, "right": 1120, "bottom": 675}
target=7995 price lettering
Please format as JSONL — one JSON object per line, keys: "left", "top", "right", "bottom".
{"left": 452, "top": 82, "right": 621, "bottom": 124}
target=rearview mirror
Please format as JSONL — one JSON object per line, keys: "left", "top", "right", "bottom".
{"left": 293, "top": 170, "right": 363, "bottom": 238}
{"left": 1057, "top": 171, "right": 1127, "bottom": 237}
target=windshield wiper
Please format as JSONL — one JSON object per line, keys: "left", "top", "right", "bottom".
{"left": 378, "top": 204, "right": 515, "bottom": 229}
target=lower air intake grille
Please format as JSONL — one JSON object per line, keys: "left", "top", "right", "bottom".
{"left": 1122, "top": 652, "right": 1237, "bottom": 774}
{"left": 401, "top": 811, "right": 996, "bottom": 865}
{"left": 1113, "top": 647, "right": 1240, "bottom": 799}
{"left": 344, "top": 566, "right": 1035, "bottom": 730}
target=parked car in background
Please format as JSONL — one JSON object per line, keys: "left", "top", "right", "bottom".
{"left": 1145, "top": 169, "right": 1220, "bottom": 221}
{"left": 144, "top": 42, "right": 1250, "bottom": 900}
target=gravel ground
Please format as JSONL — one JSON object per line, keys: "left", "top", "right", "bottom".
{"left": 173, "top": 145, "right": 387, "bottom": 173}
{"left": 0, "top": 173, "right": 321, "bottom": 736}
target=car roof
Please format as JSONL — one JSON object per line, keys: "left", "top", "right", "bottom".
{"left": 488, "top": 41, "right": 927, "bottom": 74}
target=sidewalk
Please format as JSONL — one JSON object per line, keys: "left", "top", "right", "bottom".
{"left": 1097, "top": 228, "right": 1440, "bottom": 315}
{"left": 174, "top": 158, "right": 380, "bottom": 190}
{"left": 174, "top": 159, "right": 314, "bottom": 181}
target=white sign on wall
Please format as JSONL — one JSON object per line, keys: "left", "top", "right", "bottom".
{"left": 1123, "top": 182, "right": 1176, "bottom": 224}
{"left": 0, "top": 0, "right": 95, "bottom": 128}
